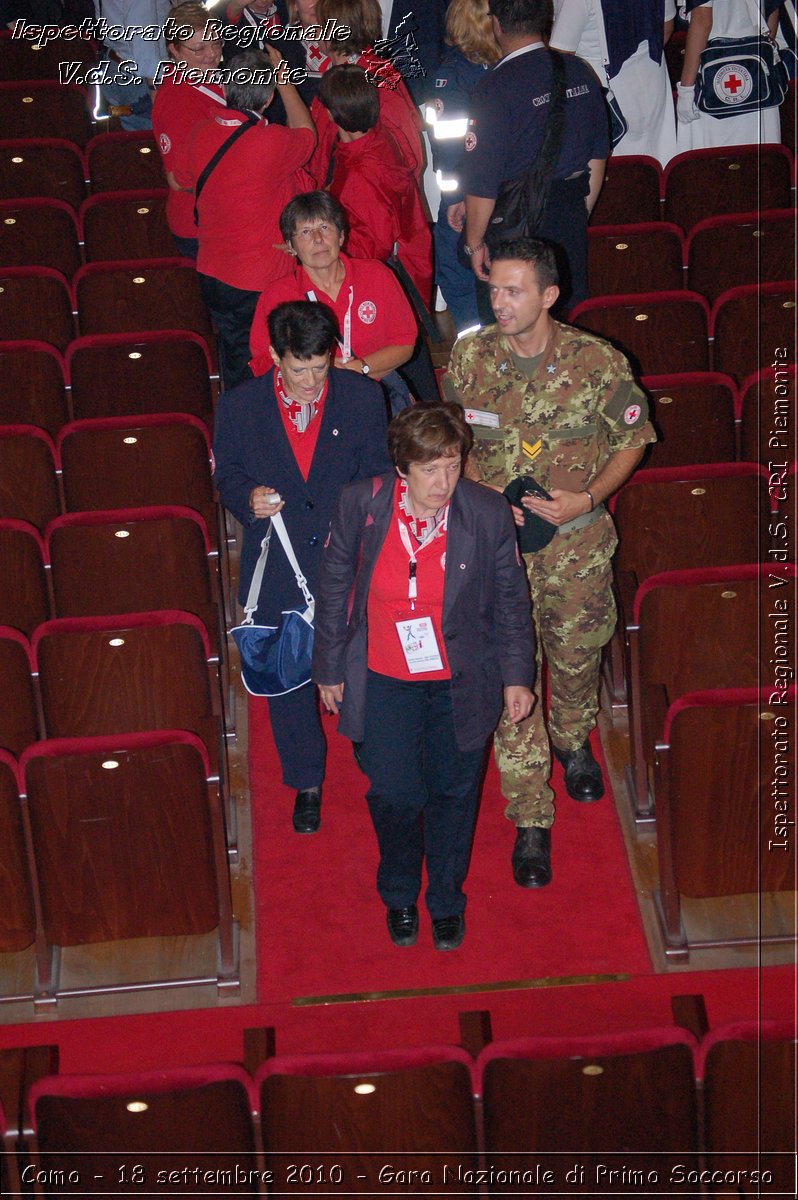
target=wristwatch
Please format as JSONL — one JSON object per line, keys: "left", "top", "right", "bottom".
{"left": 463, "top": 241, "right": 484, "bottom": 257}
{"left": 360, "top": 360, "right": 371, "bottom": 375}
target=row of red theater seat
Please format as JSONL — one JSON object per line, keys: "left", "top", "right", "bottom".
{"left": 590, "top": 144, "right": 796, "bottom": 230}
{"left": 1, "top": 1021, "right": 794, "bottom": 1197}
{"left": 0, "top": 131, "right": 166, "bottom": 209}
{"left": 0, "top": 724, "right": 238, "bottom": 1006}
{"left": 2, "top": 194, "right": 794, "bottom": 314}
{"left": 0, "top": 191, "right": 174, "bottom": 274}
{"left": 0, "top": 260, "right": 216, "bottom": 362}
{"left": 587, "top": 210, "right": 795, "bottom": 302}
{"left": 0, "top": 119, "right": 794, "bottom": 235}
{"left": 570, "top": 281, "right": 796, "bottom": 382}
{"left": 0, "top": 333, "right": 216, "bottom": 436}
{"left": 0, "top": 114, "right": 237, "bottom": 1009}
{"left": 604, "top": 460, "right": 794, "bottom": 956}
{"left": 3, "top": 259, "right": 794, "bottom": 383}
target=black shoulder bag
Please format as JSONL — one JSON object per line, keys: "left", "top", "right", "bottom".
{"left": 193, "top": 113, "right": 259, "bottom": 224}
{"left": 484, "top": 49, "right": 568, "bottom": 253}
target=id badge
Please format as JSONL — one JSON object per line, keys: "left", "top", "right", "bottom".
{"left": 395, "top": 615, "right": 445, "bottom": 674}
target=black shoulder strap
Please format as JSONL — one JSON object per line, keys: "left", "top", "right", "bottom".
{"left": 193, "top": 113, "right": 259, "bottom": 223}
{"left": 526, "top": 49, "right": 568, "bottom": 200}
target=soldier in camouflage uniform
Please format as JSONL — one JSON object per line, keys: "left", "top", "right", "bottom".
{"left": 444, "top": 237, "right": 656, "bottom": 887}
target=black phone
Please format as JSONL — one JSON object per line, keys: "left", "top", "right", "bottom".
{"left": 522, "top": 475, "right": 553, "bottom": 502}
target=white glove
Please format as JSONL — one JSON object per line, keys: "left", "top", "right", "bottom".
{"left": 677, "top": 82, "right": 700, "bottom": 124}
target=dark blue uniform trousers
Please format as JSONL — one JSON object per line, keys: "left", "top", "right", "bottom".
{"left": 358, "top": 671, "right": 486, "bottom": 920}
{"left": 267, "top": 681, "right": 326, "bottom": 791}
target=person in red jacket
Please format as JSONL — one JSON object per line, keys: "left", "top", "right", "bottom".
{"left": 152, "top": 2, "right": 227, "bottom": 258}
{"left": 306, "top": 0, "right": 425, "bottom": 187}
{"left": 176, "top": 48, "right": 316, "bottom": 389}
{"left": 317, "top": 64, "right": 433, "bottom": 307}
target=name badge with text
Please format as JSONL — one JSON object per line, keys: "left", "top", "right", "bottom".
{"left": 395, "top": 616, "right": 445, "bottom": 674}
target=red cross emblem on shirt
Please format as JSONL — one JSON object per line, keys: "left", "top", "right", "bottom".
{"left": 724, "top": 73, "right": 743, "bottom": 94}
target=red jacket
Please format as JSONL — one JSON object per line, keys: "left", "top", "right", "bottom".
{"left": 152, "top": 76, "right": 226, "bottom": 239}
{"left": 178, "top": 114, "right": 314, "bottom": 291}
{"left": 329, "top": 126, "right": 432, "bottom": 304}
{"left": 307, "top": 48, "right": 424, "bottom": 188}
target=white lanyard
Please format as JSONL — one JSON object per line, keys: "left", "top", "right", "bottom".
{"left": 306, "top": 284, "right": 354, "bottom": 361}
{"left": 194, "top": 83, "right": 226, "bottom": 104}
{"left": 398, "top": 517, "right": 445, "bottom": 608}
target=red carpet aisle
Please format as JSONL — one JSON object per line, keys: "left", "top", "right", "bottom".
{"left": 0, "top": 700, "right": 793, "bottom": 1071}
{"left": 248, "top": 697, "right": 651, "bottom": 1003}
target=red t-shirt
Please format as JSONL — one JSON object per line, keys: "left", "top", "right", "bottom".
{"left": 249, "top": 253, "right": 417, "bottom": 371}
{"left": 367, "top": 484, "right": 451, "bottom": 682}
{"left": 152, "top": 76, "right": 226, "bottom": 239}
{"left": 179, "top": 115, "right": 314, "bottom": 291}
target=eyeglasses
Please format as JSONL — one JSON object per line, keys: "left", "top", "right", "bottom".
{"left": 177, "top": 39, "right": 222, "bottom": 57}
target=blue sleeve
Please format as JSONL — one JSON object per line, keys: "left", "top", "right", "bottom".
{"left": 354, "top": 384, "right": 392, "bottom": 479}
{"left": 212, "top": 391, "right": 260, "bottom": 526}
{"left": 461, "top": 76, "right": 508, "bottom": 199}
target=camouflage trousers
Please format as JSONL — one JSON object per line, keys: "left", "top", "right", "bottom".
{"left": 495, "top": 512, "right": 618, "bottom": 828}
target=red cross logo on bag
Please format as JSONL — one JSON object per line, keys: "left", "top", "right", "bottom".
{"left": 714, "top": 63, "right": 753, "bottom": 105}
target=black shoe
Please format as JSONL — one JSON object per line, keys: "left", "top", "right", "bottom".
{"left": 512, "top": 826, "right": 552, "bottom": 888}
{"left": 553, "top": 741, "right": 605, "bottom": 802}
{"left": 386, "top": 905, "right": 418, "bottom": 946}
{"left": 292, "top": 786, "right": 321, "bottom": 833}
{"left": 432, "top": 914, "right": 465, "bottom": 951}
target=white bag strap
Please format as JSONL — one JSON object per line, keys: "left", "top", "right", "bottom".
{"left": 241, "top": 511, "right": 315, "bottom": 624}
{"left": 592, "top": 0, "right": 613, "bottom": 85}
{"left": 742, "top": 0, "right": 773, "bottom": 39}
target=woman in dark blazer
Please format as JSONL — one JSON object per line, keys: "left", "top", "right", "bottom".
{"left": 213, "top": 301, "right": 392, "bottom": 834}
{"left": 313, "top": 401, "right": 535, "bottom": 950}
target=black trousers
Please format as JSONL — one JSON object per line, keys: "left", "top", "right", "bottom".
{"left": 199, "top": 273, "right": 258, "bottom": 391}
{"left": 358, "top": 671, "right": 485, "bottom": 919}
{"left": 267, "top": 682, "right": 326, "bottom": 791}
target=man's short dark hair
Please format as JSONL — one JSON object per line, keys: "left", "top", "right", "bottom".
{"left": 388, "top": 401, "right": 473, "bottom": 475}
{"left": 491, "top": 237, "right": 559, "bottom": 290}
{"left": 279, "top": 191, "right": 348, "bottom": 244}
{"left": 224, "top": 50, "right": 276, "bottom": 112}
{"left": 268, "top": 301, "right": 340, "bottom": 359}
{"left": 318, "top": 64, "right": 379, "bottom": 133}
{"left": 488, "top": 0, "right": 553, "bottom": 38}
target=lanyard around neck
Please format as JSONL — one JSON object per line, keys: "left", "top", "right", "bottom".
{"left": 397, "top": 516, "right": 446, "bottom": 608}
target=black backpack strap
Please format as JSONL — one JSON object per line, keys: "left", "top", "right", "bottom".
{"left": 193, "top": 113, "right": 259, "bottom": 224}
{"left": 523, "top": 48, "right": 568, "bottom": 221}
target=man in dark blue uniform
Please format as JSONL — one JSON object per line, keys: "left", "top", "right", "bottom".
{"left": 460, "top": 0, "right": 608, "bottom": 315}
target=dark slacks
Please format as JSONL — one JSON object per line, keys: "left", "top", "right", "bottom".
{"left": 198, "top": 273, "right": 258, "bottom": 391}
{"left": 358, "top": 671, "right": 485, "bottom": 920}
{"left": 172, "top": 234, "right": 199, "bottom": 260}
{"left": 267, "top": 681, "right": 326, "bottom": 790}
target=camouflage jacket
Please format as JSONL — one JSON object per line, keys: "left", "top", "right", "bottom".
{"left": 445, "top": 321, "right": 656, "bottom": 494}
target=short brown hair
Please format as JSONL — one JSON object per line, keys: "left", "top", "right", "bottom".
{"left": 318, "top": 65, "right": 378, "bottom": 133}
{"left": 279, "top": 191, "right": 348, "bottom": 244}
{"left": 388, "top": 402, "right": 473, "bottom": 475}
{"left": 315, "top": 0, "right": 381, "bottom": 54}
{"left": 446, "top": 0, "right": 502, "bottom": 65}
{"left": 166, "top": 2, "right": 211, "bottom": 44}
